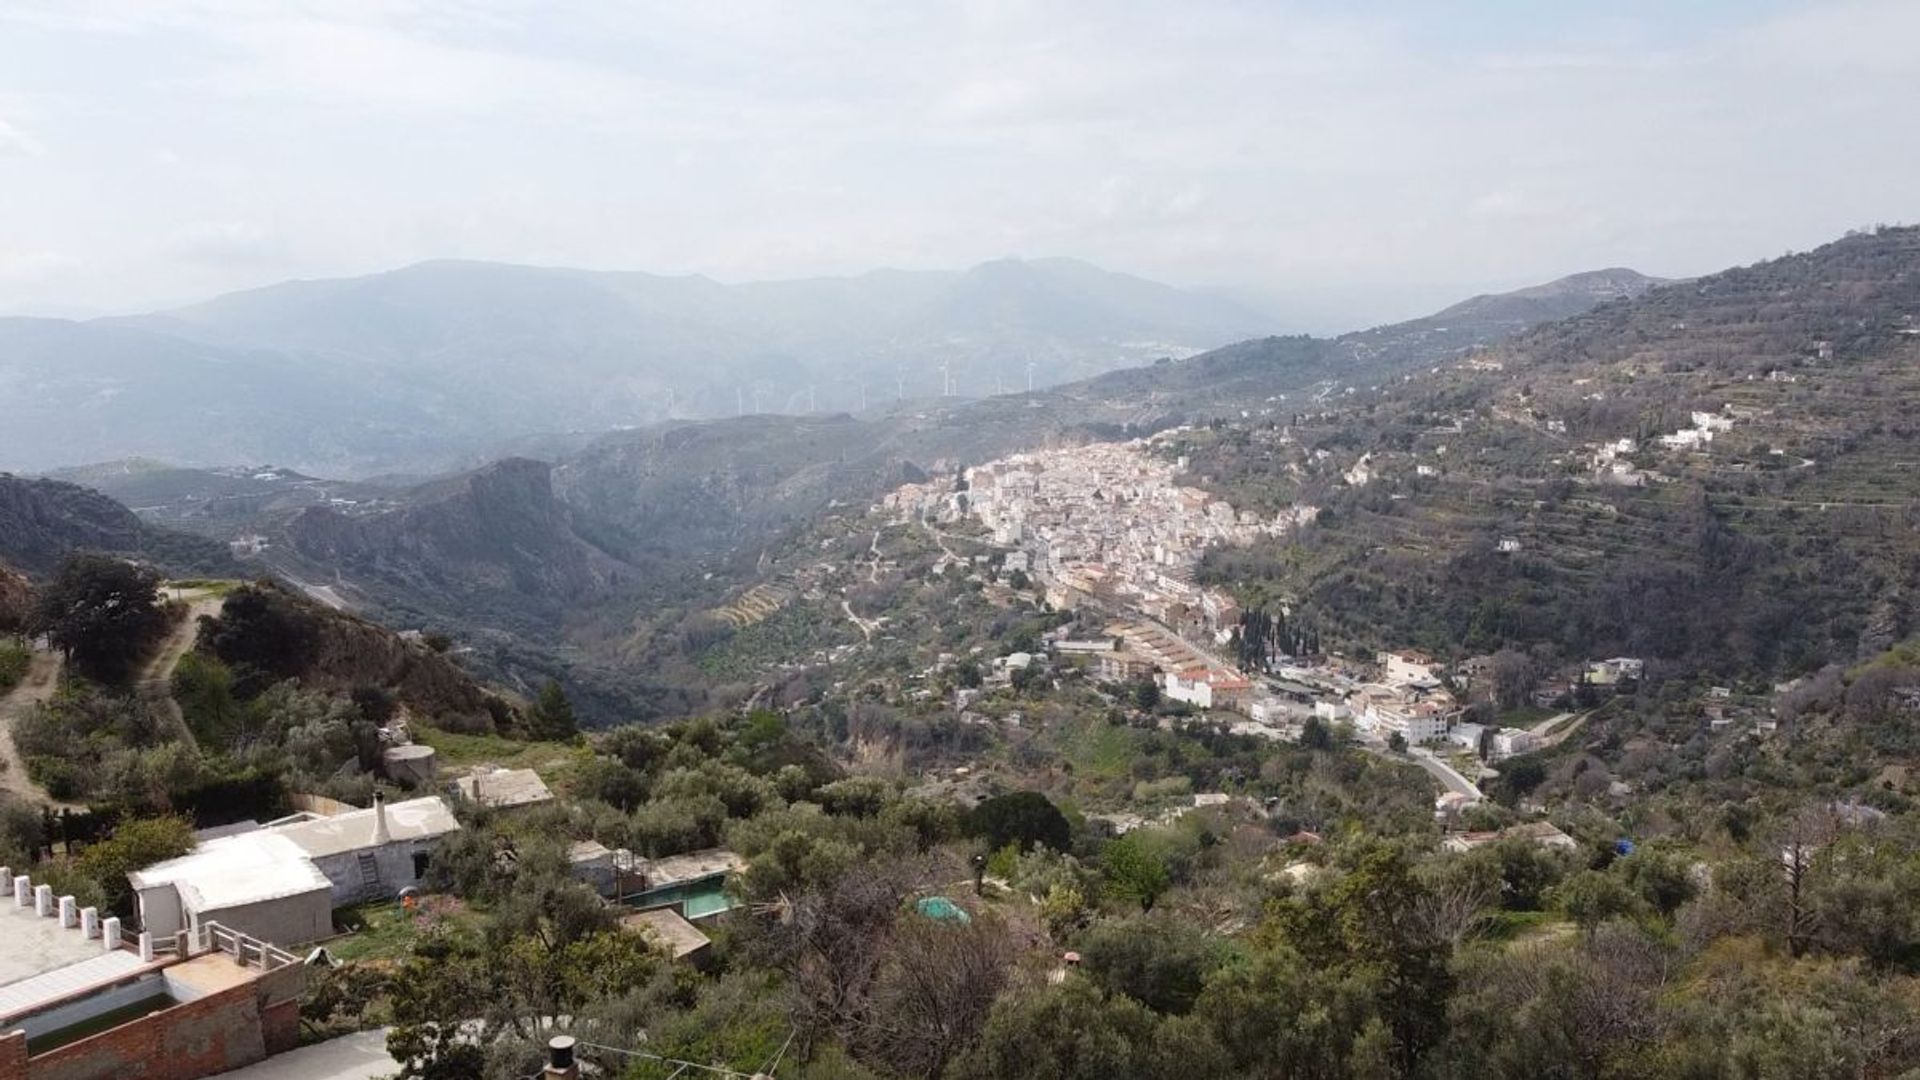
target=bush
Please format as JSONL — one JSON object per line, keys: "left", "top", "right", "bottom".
{"left": 966, "top": 791, "right": 1072, "bottom": 854}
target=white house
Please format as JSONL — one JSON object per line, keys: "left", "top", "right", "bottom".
{"left": 129, "top": 794, "right": 462, "bottom": 947}
{"left": 1377, "top": 650, "right": 1440, "bottom": 686}
{"left": 1587, "top": 657, "right": 1645, "bottom": 685}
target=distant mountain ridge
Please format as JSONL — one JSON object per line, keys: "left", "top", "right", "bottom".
{"left": 1049, "top": 266, "right": 1670, "bottom": 423}
{"left": 0, "top": 473, "right": 238, "bottom": 577}
{"left": 0, "top": 257, "right": 1275, "bottom": 477}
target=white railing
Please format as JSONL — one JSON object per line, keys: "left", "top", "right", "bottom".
{"left": 197, "top": 921, "right": 301, "bottom": 971}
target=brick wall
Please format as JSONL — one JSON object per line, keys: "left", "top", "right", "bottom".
{"left": 25, "top": 979, "right": 270, "bottom": 1080}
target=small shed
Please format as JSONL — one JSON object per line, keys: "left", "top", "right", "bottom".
{"left": 451, "top": 767, "right": 553, "bottom": 810}
{"left": 621, "top": 908, "right": 712, "bottom": 966}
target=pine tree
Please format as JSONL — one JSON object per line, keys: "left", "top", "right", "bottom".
{"left": 526, "top": 679, "right": 578, "bottom": 742}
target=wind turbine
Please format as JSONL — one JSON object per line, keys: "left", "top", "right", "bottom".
{"left": 736, "top": 385, "right": 745, "bottom": 417}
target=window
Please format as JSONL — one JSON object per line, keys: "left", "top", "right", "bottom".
{"left": 412, "top": 852, "right": 431, "bottom": 880}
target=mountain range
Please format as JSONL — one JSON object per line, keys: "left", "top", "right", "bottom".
{"left": 6, "top": 259, "right": 1672, "bottom": 718}
{"left": 0, "top": 257, "right": 1275, "bottom": 477}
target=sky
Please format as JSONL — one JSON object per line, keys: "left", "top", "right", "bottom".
{"left": 0, "top": 0, "right": 1916, "bottom": 331}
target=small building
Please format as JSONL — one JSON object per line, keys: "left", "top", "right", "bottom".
{"left": 1491, "top": 728, "right": 1540, "bottom": 760}
{"left": 1052, "top": 639, "right": 1117, "bottom": 655}
{"left": 451, "top": 767, "right": 554, "bottom": 810}
{"left": 133, "top": 795, "right": 462, "bottom": 947}
{"left": 129, "top": 832, "right": 335, "bottom": 948}
{"left": 272, "top": 795, "right": 462, "bottom": 907}
{"left": 569, "top": 840, "right": 643, "bottom": 899}
{"left": 1586, "top": 658, "right": 1645, "bottom": 686}
{"left": 1443, "top": 820, "right": 1579, "bottom": 854}
{"left": 1097, "top": 652, "right": 1154, "bottom": 682}
{"left": 620, "top": 908, "right": 712, "bottom": 967}
{"left": 1377, "top": 650, "right": 1440, "bottom": 686}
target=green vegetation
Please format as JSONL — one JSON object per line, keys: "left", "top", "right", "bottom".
{"left": 0, "top": 640, "right": 28, "bottom": 693}
{"left": 29, "top": 554, "right": 168, "bottom": 684}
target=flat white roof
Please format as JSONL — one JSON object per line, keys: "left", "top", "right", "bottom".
{"left": 452, "top": 768, "right": 553, "bottom": 809}
{"left": 128, "top": 831, "right": 333, "bottom": 912}
{"left": 272, "top": 797, "right": 461, "bottom": 860}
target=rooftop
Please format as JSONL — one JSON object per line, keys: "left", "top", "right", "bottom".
{"left": 452, "top": 767, "right": 553, "bottom": 810}
{"left": 129, "top": 831, "right": 333, "bottom": 911}
{"left": 273, "top": 797, "right": 461, "bottom": 859}
{"left": 0, "top": 888, "right": 151, "bottom": 1024}
{"left": 641, "top": 849, "right": 745, "bottom": 888}
{"left": 620, "top": 909, "right": 711, "bottom": 960}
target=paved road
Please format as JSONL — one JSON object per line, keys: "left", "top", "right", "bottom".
{"left": 218, "top": 1029, "right": 398, "bottom": 1080}
{"left": 0, "top": 649, "right": 72, "bottom": 806}
{"left": 1408, "top": 747, "right": 1485, "bottom": 801}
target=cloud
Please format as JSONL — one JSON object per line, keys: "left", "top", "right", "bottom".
{"left": 0, "top": 1, "right": 1912, "bottom": 328}
{"left": 0, "top": 116, "right": 45, "bottom": 156}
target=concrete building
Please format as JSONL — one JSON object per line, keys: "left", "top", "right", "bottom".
{"left": 620, "top": 909, "right": 712, "bottom": 967}
{"left": 129, "top": 833, "right": 335, "bottom": 948}
{"left": 451, "top": 767, "right": 555, "bottom": 811}
{"left": 1442, "top": 820, "right": 1580, "bottom": 854}
{"left": 1377, "top": 650, "right": 1441, "bottom": 686}
{"left": 274, "top": 795, "right": 461, "bottom": 907}
{"left": 1161, "top": 667, "right": 1254, "bottom": 712}
{"left": 131, "top": 796, "right": 462, "bottom": 947}
{"left": 1, "top": 868, "right": 303, "bottom": 1080}
{"left": 1587, "top": 657, "right": 1645, "bottom": 685}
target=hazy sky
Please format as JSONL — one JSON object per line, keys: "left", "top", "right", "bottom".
{"left": 1, "top": 0, "right": 1915, "bottom": 330}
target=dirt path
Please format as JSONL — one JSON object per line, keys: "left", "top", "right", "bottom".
{"left": 0, "top": 649, "right": 75, "bottom": 806}
{"left": 137, "top": 588, "right": 226, "bottom": 752}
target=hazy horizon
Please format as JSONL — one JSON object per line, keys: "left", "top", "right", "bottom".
{"left": 2, "top": 1, "right": 1917, "bottom": 332}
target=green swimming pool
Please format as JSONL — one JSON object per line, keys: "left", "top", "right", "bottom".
{"left": 626, "top": 880, "right": 736, "bottom": 920}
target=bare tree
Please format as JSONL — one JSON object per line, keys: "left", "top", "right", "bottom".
{"left": 1408, "top": 875, "right": 1497, "bottom": 948}
{"left": 1779, "top": 804, "right": 1839, "bottom": 957}
{"left": 856, "top": 913, "right": 1017, "bottom": 1077}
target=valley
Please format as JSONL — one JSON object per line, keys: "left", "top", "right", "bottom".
{"left": 3, "top": 226, "right": 1919, "bottom": 1080}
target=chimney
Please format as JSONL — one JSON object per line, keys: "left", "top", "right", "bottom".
{"left": 371, "top": 792, "right": 391, "bottom": 846}
{"left": 543, "top": 1036, "right": 578, "bottom": 1079}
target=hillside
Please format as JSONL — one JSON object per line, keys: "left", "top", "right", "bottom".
{"left": 0, "top": 257, "right": 1272, "bottom": 476}
{"left": 1188, "top": 226, "right": 1920, "bottom": 679}
{"left": 194, "top": 581, "right": 501, "bottom": 731}
{"left": 0, "top": 474, "right": 238, "bottom": 577}
{"left": 28, "top": 263, "right": 1662, "bottom": 722}
{"left": 269, "top": 458, "right": 635, "bottom": 634}
{"left": 1054, "top": 267, "right": 1669, "bottom": 425}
